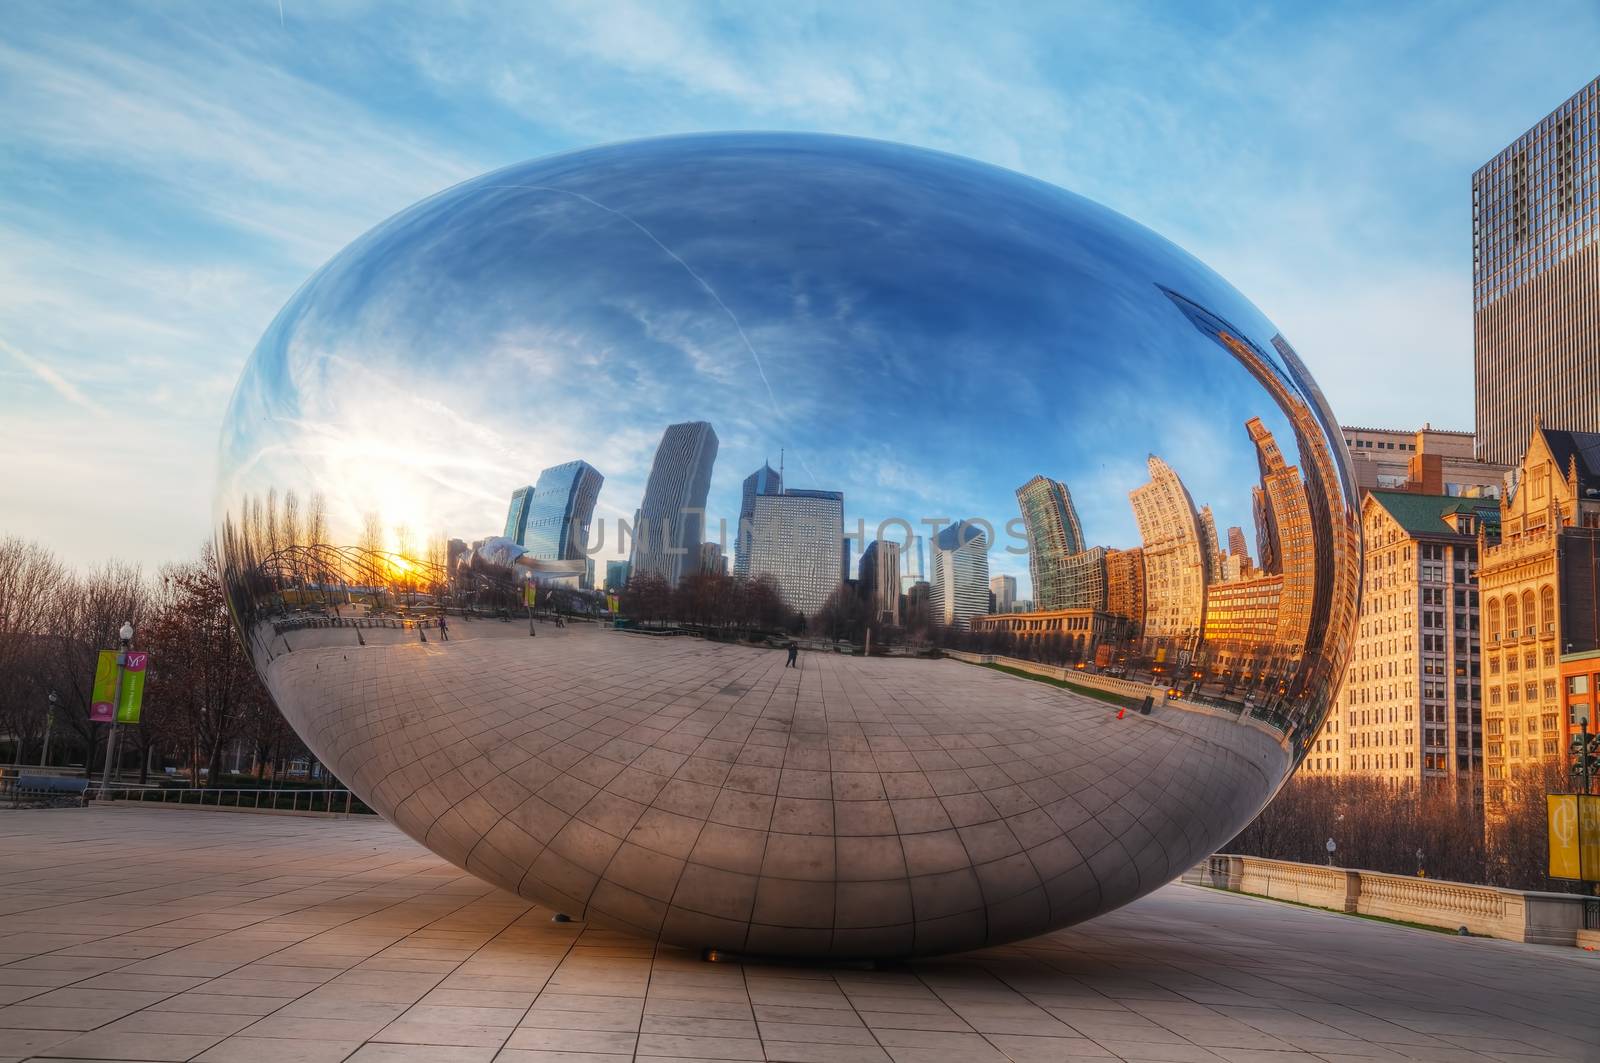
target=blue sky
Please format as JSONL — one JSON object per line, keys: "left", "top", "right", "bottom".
{"left": 3, "top": 1, "right": 1598, "bottom": 568}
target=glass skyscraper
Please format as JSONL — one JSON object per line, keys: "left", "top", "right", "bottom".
{"left": 1473, "top": 75, "right": 1600, "bottom": 465}
{"left": 734, "top": 462, "right": 781, "bottom": 577}
{"left": 859, "top": 539, "right": 902, "bottom": 625}
{"left": 1016, "top": 475, "right": 1100, "bottom": 610}
{"left": 631, "top": 421, "right": 719, "bottom": 587}
{"left": 503, "top": 486, "right": 533, "bottom": 543}
{"left": 509, "top": 460, "right": 604, "bottom": 561}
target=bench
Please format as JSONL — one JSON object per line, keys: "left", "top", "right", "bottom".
{"left": 4, "top": 775, "right": 90, "bottom": 807}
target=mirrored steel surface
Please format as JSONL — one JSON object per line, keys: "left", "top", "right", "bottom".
{"left": 216, "top": 133, "right": 1360, "bottom": 958}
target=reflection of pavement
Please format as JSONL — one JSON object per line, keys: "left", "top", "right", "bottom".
{"left": 263, "top": 624, "right": 1288, "bottom": 957}
{"left": 5, "top": 807, "right": 1595, "bottom": 1063}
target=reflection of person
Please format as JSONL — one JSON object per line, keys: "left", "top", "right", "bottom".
{"left": 786, "top": 642, "right": 799, "bottom": 668}
{"left": 438, "top": 614, "right": 449, "bottom": 641}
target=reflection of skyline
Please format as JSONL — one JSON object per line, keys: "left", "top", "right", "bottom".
{"left": 212, "top": 138, "right": 1357, "bottom": 751}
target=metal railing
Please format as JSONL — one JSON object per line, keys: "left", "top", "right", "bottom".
{"left": 89, "top": 785, "right": 370, "bottom": 816}
{"left": 1585, "top": 897, "right": 1600, "bottom": 931}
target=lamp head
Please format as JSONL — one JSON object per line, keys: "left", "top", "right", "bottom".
{"left": 119, "top": 622, "right": 135, "bottom": 643}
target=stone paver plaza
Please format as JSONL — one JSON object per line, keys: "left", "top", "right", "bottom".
{"left": 2, "top": 808, "right": 1598, "bottom": 1062}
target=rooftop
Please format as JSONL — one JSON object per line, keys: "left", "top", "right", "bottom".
{"left": 1368, "top": 489, "right": 1500, "bottom": 538}
{"left": 1, "top": 806, "right": 1596, "bottom": 1061}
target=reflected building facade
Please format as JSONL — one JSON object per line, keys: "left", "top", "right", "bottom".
{"left": 213, "top": 132, "right": 1364, "bottom": 961}
{"left": 929, "top": 521, "right": 990, "bottom": 630}
{"left": 989, "top": 574, "right": 1017, "bottom": 614}
{"left": 899, "top": 534, "right": 926, "bottom": 595}
{"left": 1104, "top": 547, "right": 1145, "bottom": 640}
{"left": 747, "top": 489, "right": 845, "bottom": 620}
{"left": 1248, "top": 417, "right": 1316, "bottom": 666}
{"left": 631, "top": 421, "right": 719, "bottom": 587}
{"left": 698, "top": 541, "right": 726, "bottom": 576}
{"left": 858, "top": 539, "right": 902, "bottom": 626}
{"left": 513, "top": 460, "right": 604, "bottom": 561}
{"left": 734, "top": 463, "right": 782, "bottom": 577}
{"left": 1129, "top": 455, "right": 1208, "bottom": 662}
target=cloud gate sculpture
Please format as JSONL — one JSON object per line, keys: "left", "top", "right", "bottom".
{"left": 217, "top": 133, "right": 1359, "bottom": 958}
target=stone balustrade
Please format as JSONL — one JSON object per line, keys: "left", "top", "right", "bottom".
{"left": 1184, "top": 854, "right": 1596, "bottom": 946}
{"left": 941, "top": 650, "right": 1169, "bottom": 704}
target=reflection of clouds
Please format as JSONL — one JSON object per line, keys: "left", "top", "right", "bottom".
{"left": 218, "top": 134, "right": 1341, "bottom": 609}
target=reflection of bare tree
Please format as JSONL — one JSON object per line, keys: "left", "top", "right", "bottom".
{"left": 617, "top": 569, "right": 796, "bottom": 635}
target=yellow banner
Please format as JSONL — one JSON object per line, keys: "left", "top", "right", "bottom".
{"left": 89, "top": 649, "right": 119, "bottom": 722}
{"left": 1548, "top": 794, "right": 1581, "bottom": 880}
{"left": 1582, "top": 794, "right": 1600, "bottom": 882}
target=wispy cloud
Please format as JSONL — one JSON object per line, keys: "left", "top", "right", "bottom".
{"left": 0, "top": 337, "right": 105, "bottom": 415}
{"left": 3, "top": 0, "right": 1599, "bottom": 566}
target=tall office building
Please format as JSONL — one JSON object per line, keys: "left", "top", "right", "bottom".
{"left": 605, "top": 559, "right": 630, "bottom": 593}
{"left": 988, "top": 574, "right": 1017, "bottom": 614}
{"left": 746, "top": 489, "right": 844, "bottom": 620}
{"left": 1473, "top": 77, "right": 1600, "bottom": 466}
{"left": 1198, "top": 505, "right": 1224, "bottom": 584}
{"left": 507, "top": 460, "right": 604, "bottom": 560}
{"left": 1227, "top": 525, "right": 1250, "bottom": 563}
{"left": 698, "top": 541, "right": 726, "bottom": 575}
{"left": 631, "top": 421, "right": 719, "bottom": 588}
{"left": 859, "top": 539, "right": 902, "bottom": 625}
{"left": 929, "top": 520, "right": 991, "bottom": 630}
{"left": 1302, "top": 491, "right": 1495, "bottom": 787}
{"left": 842, "top": 534, "right": 857, "bottom": 583}
{"left": 1104, "top": 547, "right": 1145, "bottom": 639}
{"left": 503, "top": 486, "right": 533, "bottom": 543}
{"left": 899, "top": 534, "right": 926, "bottom": 595}
{"left": 1129, "top": 455, "right": 1207, "bottom": 659}
{"left": 1015, "top": 475, "right": 1091, "bottom": 609}
{"left": 734, "top": 462, "right": 781, "bottom": 577}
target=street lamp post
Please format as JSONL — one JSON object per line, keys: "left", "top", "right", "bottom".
{"left": 1325, "top": 837, "right": 1337, "bottom": 867}
{"left": 40, "top": 691, "right": 57, "bottom": 767}
{"left": 99, "top": 622, "right": 134, "bottom": 791}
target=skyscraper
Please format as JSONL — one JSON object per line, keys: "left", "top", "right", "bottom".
{"left": 699, "top": 541, "right": 726, "bottom": 575}
{"left": 1129, "top": 455, "right": 1206, "bottom": 659}
{"left": 929, "top": 520, "right": 990, "bottom": 630}
{"left": 1198, "top": 504, "right": 1224, "bottom": 584}
{"left": 1301, "top": 490, "right": 1494, "bottom": 786}
{"left": 1015, "top": 475, "right": 1092, "bottom": 610}
{"left": 1104, "top": 547, "right": 1145, "bottom": 639}
{"left": 734, "top": 462, "right": 781, "bottom": 577}
{"left": 988, "top": 574, "right": 1017, "bottom": 614}
{"left": 746, "top": 489, "right": 844, "bottom": 620}
{"left": 631, "top": 421, "right": 719, "bottom": 588}
{"left": 605, "top": 559, "right": 630, "bottom": 593}
{"left": 859, "top": 540, "right": 902, "bottom": 625}
{"left": 503, "top": 486, "right": 533, "bottom": 543}
{"left": 511, "top": 460, "right": 604, "bottom": 560}
{"left": 899, "top": 534, "right": 926, "bottom": 595}
{"left": 1247, "top": 417, "right": 1316, "bottom": 661}
{"left": 1473, "top": 76, "right": 1600, "bottom": 466}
